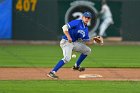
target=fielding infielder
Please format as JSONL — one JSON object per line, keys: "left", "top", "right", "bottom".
{"left": 98, "top": 0, "right": 114, "bottom": 37}
{"left": 47, "top": 12, "right": 97, "bottom": 79}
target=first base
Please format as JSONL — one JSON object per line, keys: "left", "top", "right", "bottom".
{"left": 79, "top": 74, "right": 103, "bottom": 78}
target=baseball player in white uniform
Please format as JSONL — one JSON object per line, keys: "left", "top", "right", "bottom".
{"left": 99, "top": 0, "right": 114, "bottom": 37}
{"left": 47, "top": 11, "right": 103, "bottom": 79}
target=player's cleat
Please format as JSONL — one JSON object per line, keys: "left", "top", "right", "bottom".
{"left": 72, "top": 66, "right": 85, "bottom": 72}
{"left": 47, "top": 72, "right": 59, "bottom": 79}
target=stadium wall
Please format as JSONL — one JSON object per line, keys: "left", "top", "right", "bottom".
{"left": 11, "top": 0, "right": 140, "bottom": 41}
{"left": 12, "top": 0, "right": 59, "bottom": 40}
{"left": 121, "top": 1, "right": 140, "bottom": 41}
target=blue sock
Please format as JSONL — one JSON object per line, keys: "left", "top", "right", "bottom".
{"left": 75, "top": 53, "right": 87, "bottom": 67}
{"left": 52, "top": 60, "right": 65, "bottom": 72}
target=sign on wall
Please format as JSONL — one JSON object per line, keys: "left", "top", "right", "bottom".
{"left": 13, "top": 0, "right": 58, "bottom": 40}
{"left": 65, "top": 1, "right": 100, "bottom": 38}
{"left": 0, "top": 0, "right": 12, "bottom": 39}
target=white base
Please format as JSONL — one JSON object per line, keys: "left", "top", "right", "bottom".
{"left": 79, "top": 74, "right": 103, "bottom": 78}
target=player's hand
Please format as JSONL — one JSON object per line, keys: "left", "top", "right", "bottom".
{"left": 93, "top": 36, "right": 104, "bottom": 45}
{"left": 68, "top": 37, "right": 72, "bottom": 43}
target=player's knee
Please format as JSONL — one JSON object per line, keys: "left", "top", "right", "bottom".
{"left": 62, "top": 56, "right": 71, "bottom": 63}
{"left": 83, "top": 48, "right": 91, "bottom": 55}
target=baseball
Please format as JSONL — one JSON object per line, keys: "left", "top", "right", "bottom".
{"left": 72, "top": 54, "right": 76, "bottom": 58}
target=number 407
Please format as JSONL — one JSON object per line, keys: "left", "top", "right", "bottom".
{"left": 16, "top": 0, "right": 37, "bottom": 12}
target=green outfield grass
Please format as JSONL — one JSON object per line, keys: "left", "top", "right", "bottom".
{"left": 0, "top": 80, "right": 140, "bottom": 93}
{"left": 0, "top": 45, "right": 140, "bottom": 93}
{"left": 0, "top": 45, "right": 140, "bottom": 67}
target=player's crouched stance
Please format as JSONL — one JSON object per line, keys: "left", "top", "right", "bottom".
{"left": 47, "top": 11, "right": 103, "bottom": 79}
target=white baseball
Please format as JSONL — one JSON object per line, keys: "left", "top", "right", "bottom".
{"left": 72, "top": 54, "right": 76, "bottom": 58}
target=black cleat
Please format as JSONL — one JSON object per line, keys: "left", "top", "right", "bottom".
{"left": 72, "top": 66, "right": 85, "bottom": 72}
{"left": 47, "top": 72, "right": 59, "bottom": 79}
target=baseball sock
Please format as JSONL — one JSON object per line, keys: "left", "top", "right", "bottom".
{"left": 75, "top": 53, "right": 87, "bottom": 67}
{"left": 52, "top": 60, "right": 65, "bottom": 73}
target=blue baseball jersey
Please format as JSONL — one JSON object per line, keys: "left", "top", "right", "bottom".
{"left": 62, "top": 19, "right": 90, "bottom": 42}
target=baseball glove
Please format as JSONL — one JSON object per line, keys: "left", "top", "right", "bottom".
{"left": 93, "top": 36, "right": 104, "bottom": 45}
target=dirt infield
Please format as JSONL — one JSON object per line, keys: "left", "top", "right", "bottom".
{"left": 0, "top": 68, "right": 140, "bottom": 81}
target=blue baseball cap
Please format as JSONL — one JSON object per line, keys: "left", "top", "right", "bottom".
{"left": 83, "top": 11, "right": 92, "bottom": 18}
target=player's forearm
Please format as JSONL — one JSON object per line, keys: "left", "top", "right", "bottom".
{"left": 62, "top": 24, "right": 72, "bottom": 42}
{"left": 63, "top": 31, "right": 71, "bottom": 39}
{"left": 85, "top": 39, "right": 94, "bottom": 45}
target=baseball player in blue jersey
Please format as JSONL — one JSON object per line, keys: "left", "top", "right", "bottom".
{"left": 47, "top": 11, "right": 100, "bottom": 79}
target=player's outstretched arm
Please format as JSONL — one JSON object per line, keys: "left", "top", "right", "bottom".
{"left": 85, "top": 39, "right": 94, "bottom": 45}
{"left": 85, "top": 36, "right": 104, "bottom": 45}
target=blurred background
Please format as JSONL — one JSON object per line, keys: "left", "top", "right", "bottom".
{"left": 1, "top": 1, "right": 140, "bottom": 92}
{"left": 0, "top": 0, "right": 140, "bottom": 43}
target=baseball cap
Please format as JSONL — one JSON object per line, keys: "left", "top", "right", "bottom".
{"left": 83, "top": 11, "right": 92, "bottom": 18}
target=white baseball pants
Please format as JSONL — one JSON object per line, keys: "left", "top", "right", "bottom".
{"left": 60, "top": 39, "right": 91, "bottom": 63}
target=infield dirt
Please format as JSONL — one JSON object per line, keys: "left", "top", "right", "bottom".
{"left": 0, "top": 68, "right": 140, "bottom": 81}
